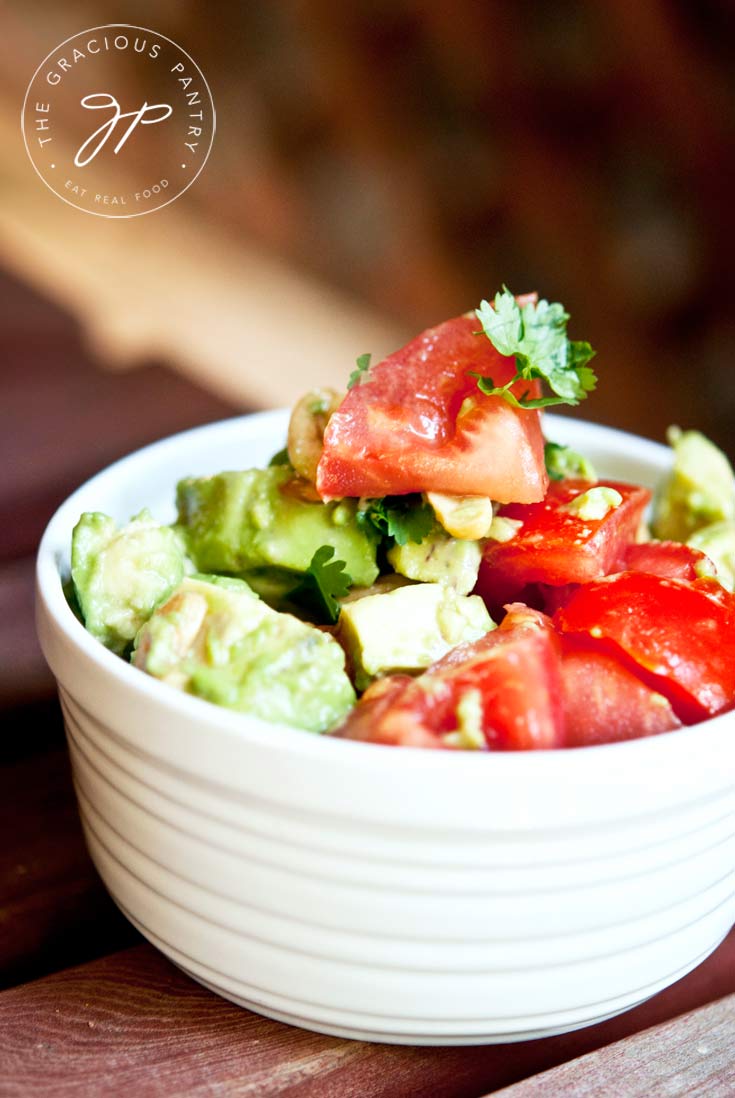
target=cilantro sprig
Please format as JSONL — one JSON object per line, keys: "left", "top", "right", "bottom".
{"left": 287, "top": 546, "right": 352, "bottom": 625}
{"left": 471, "top": 288, "right": 597, "bottom": 410}
{"left": 268, "top": 446, "right": 291, "bottom": 467}
{"left": 347, "top": 352, "right": 372, "bottom": 390}
{"left": 358, "top": 495, "right": 434, "bottom": 547}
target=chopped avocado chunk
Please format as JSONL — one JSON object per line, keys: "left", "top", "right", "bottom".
{"left": 176, "top": 467, "right": 379, "bottom": 586}
{"left": 426, "top": 492, "right": 494, "bottom": 540}
{"left": 387, "top": 529, "right": 482, "bottom": 595}
{"left": 544, "top": 441, "right": 597, "bottom": 482}
{"left": 338, "top": 583, "right": 493, "bottom": 690}
{"left": 486, "top": 516, "right": 523, "bottom": 543}
{"left": 688, "top": 522, "right": 735, "bottom": 592}
{"left": 564, "top": 486, "right": 622, "bottom": 521}
{"left": 340, "top": 574, "right": 414, "bottom": 603}
{"left": 71, "top": 509, "right": 187, "bottom": 654}
{"left": 652, "top": 428, "right": 735, "bottom": 542}
{"left": 133, "top": 575, "right": 355, "bottom": 732}
{"left": 442, "top": 689, "right": 486, "bottom": 750}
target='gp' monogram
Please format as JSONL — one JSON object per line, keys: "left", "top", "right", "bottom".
{"left": 74, "top": 93, "right": 173, "bottom": 167}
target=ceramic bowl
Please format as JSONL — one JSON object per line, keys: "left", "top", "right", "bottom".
{"left": 36, "top": 411, "right": 735, "bottom": 1045}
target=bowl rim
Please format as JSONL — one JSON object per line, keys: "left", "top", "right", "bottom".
{"left": 36, "top": 409, "right": 734, "bottom": 774}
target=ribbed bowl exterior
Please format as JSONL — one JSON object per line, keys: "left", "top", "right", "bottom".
{"left": 36, "top": 412, "right": 735, "bottom": 1044}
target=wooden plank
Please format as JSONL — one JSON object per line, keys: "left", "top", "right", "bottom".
{"left": 0, "top": 933, "right": 733, "bottom": 1098}
{"left": 489, "top": 993, "right": 735, "bottom": 1097}
{"left": 0, "top": 711, "right": 140, "bottom": 989}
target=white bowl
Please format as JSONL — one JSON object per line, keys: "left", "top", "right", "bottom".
{"left": 36, "top": 411, "right": 735, "bottom": 1045}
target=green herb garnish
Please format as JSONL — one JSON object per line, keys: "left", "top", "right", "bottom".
{"left": 268, "top": 447, "right": 291, "bottom": 467}
{"left": 287, "top": 545, "right": 352, "bottom": 624}
{"left": 358, "top": 495, "right": 435, "bottom": 547}
{"left": 347, "top": 352, "right": 372, "bottom": 390}
{"left": 471, "top": 288, "right": 597, "bottom": 410}
{"left": 544, "top": 441, "right": 597, "bottom": 482}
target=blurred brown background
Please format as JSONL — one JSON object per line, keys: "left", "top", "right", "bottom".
{"left": 1, "top": 0, "right": 734, "bottom": 702}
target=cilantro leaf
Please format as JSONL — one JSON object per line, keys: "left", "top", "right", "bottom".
{"left": 268, "top": 446, "right": 291, "bottom": 467}
{"left": 287, "top": 546, "right": 352, "bottom": 624}
{"left": 347, "top": 352, "right": 372, "bottom": 390}
{"left": 473, "top": 288, "right": 597, "bottom": 410}
{"left": 358, "top": 495, "right": 435, "bottom": 546}
{"left": 475, "top": 291, "right": 523, "bottom": 356}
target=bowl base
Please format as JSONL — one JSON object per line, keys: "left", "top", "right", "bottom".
{"left": 172, "top": 960, "right": 648, "bottom": 1045}
{"left": 116, "top": 899, "right": 712, "bottom": 1047}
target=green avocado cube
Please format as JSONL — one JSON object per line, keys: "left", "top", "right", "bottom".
{"left": 652, "top": 428, "right": 735, "bottom": 542}
{"left": 387, "top": 529, "right": 482, "bottom": 595}
{"left": 338, "top": 582, "right": 494, "bottom": 690}
{"left": 688, "top": 521, "right": 735, "bottom": 592}
{"left": 71, "top": 509, "right": 187, "bottom": 654}
{"left": 132, "top": 575, "right": 355, "bottom": 732}
{"left": 176, "top": 467, "right": 379, "bottom": 587}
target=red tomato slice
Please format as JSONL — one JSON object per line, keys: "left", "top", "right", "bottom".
{"left": 621, "top": 540, "right": 714, "bottom": 582}
{"left": 560, "top": 641, "right": 682, "bottom": 746}
{"left": 317, "top": 314, "right": 548, "bottom": 502}
{"left": 337, "top": 616, "right": 564, "bottom": 750}
{"left": 332, "top": 675, "right": 443, "bottom": 749}
{"left": 499, "top": 603, "right": 682, "bottom": 745}
{"left": 554, "top": 572, "right": 735, "bottom": 724}
{"left": 476, "top": 479, "right": 650, "bottom": 614}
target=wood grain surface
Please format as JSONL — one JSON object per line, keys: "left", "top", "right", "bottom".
{"left": 490, "top": 993, "right": 735, "bottom": 1097}
{"left": 0, "top": 705, "right": 140, "bottom": 989}
{"left": 0, "top": 932, "right": 733, "bottom": 1098}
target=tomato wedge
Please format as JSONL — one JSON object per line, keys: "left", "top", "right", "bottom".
{"left": 317, "top": 315, "right": 548, "bottom": 502}
{"left": 555, "top": 572, "right": 735, "bottom": 724}
{"left": 498, "top": 603, "right": 682, "bottom": 745}
{"left": 337, "top": 615, "right": 564, "bottom": 750}
{"left": 332, "top": 675, "right": 443, "bottom": 749}
{"left": 621, "top": 540, "right": 714, "bottom": 582}
{"left": 476, "top": 479, "right": 650, "bottom": 614}
{"left": 560, "top": 641, "right": 682, "bottom": 746}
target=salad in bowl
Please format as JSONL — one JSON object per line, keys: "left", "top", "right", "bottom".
{"left": 36, "top": 289, "right": 735, "bottom": 1043}
{"left": 66, "top": 288, "right": 735, "bottom": 750}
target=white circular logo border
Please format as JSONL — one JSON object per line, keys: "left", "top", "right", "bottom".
{"left": 21, "top": 23, "right": 216, "bottom": 219}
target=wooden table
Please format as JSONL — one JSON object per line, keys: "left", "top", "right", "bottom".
{"left": 2, "top": 268, "right": 734, "bottom": 1096}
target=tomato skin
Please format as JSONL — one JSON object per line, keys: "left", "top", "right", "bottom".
{"left": 333, "top": 675, "right": 446, "bottom": 749}
{"left": 317, "top": 315, "right": 548, "bottom": 502}
{"left": 499, "top": 604, "right": 683, "bottom": 745}
{"left": 560, "top": 641, "right": 682, "bottom": 746}
{"left": 554, "top": 572, "right": 735, "bottom": 724}
{"left": 621, "top": 540, "right": 713, "bottom": 582}
{"left": 476, "top": 479, "right": 650, "bottom": 614}
{"left": 337, "top": 617, "right": 564, "bottom": 750}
